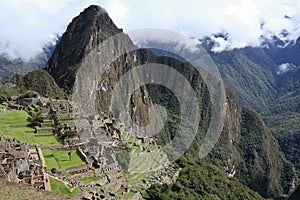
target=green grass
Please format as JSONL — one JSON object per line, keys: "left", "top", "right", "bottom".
{"left": 80, "top": 176, "right": 101, "bottom": 183}
{"left": 128, "top": 135, "right": 135, "bottom": 143}
{"left": 42, "top": 119, "right": 52, "bottom": 124}
{"left": 42, "top": 149, "right": 86, "bottom": 170}
{"left": 49, "top": 177, "right": 81, "bottom": 195}
{"left": 124, "top": 191, "right": 136, "bottom": 199}
{"left": 36, "top": 126, "right": 53, "bottom": 130}
{"left": 0, "top": 110, "right": 29, "bottom": 125}
{"left": 34, "top": 135, "right": 60, "bottom": 146}
{"left": 42, "top": 149, "right": 60, "bottom": 170}
{"left": 0, "top": 110, "right": 60, "bottom": 146}
{"left": 46, "top": 157, "right": 61, "bottom": 170}
{"left": 42, "top": 149, "right": 53, "bottom": 156}
{"left": 53, "top": 150, "right": 86, "bottom": 169}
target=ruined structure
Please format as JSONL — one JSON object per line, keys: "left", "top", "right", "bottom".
{"left": 0, "top": 136, "right": 50, "bottom": 191}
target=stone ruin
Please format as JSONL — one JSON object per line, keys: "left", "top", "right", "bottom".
{"left": 0, "top": 136, "right": 49, "bottom": 190}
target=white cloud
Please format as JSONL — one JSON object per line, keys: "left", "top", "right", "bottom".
{"left": 277, "top": 63, "right": 296, "bottom": 74}
{"left": 1, "top": 0, "right": 300, "bottom": 59}
{"left": 128, "top": 28, "right": 201, "bottom": 52}
{"left": 0, "top": 0, "right": 102, "bottom": 60}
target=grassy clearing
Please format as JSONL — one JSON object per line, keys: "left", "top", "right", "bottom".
{"left": 0, "top": 110, "right": 29, "bottom": 125}
{"left": 36, "top": 126, "right": 53, "bottom": 130}
{"left": 42, "top": 119, "right": 53, "bottom": 124}
{"left": 34, "top": 135, "right": 59, "bottom": 146}
{"left": 0, "top": 110, "right": 59, "bottom": 146}
{"left": 42, "top": 149, "right": 60, "bottom": 170}
{"left": 80, "top": 176, "right": 101, "bottom": 183}
{"left": 46, "top": 157, "right": 61, "bottom": 170}
{"left": 49, "top": 177, "right": 81, "bottom": 195}
{"left": 43, "top": 149, "right": 86, "bottom": 170}
{"left": 53, "top": 150, "right": 86, "bottom": 169}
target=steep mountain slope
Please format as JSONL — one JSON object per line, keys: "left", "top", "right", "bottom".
{"left": 45, "top": 5, "right": 296, "bottom": 198}
{"left": 201, "top": 40, "right": 300, "bottom": 181}
{"left": 146, "top": 155, "right": 264, "bottom": 200}
{"left": 277, "top": 68, "right": 300, "bottom": 97}
{"left": 205, "top": 46, "right": 278, "bottom": 111}
{"left": 262, "top": 71, "right": 300, "bottom": 173}
{"left": 46, "top": 5, "right": 124, "bottom": 92}
{"left": 289, "top": 185, "right": 300, "bottom": 200}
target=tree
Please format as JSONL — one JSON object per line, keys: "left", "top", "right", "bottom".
{"left": 51, "top": 168, "right": 57, "bottom": 174}
{"left": 27, "top": 111, "right": 43, "bottom": 128}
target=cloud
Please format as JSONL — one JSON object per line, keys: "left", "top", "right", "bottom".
{"left": 277, "top": 63, "right": 296, "bottom": 74}
{"left": 128, "top": 28, "right": 201, "bottom": 52}
{"left": 105, "top": 0, "right": 300, "bottom": 51}
{"left": 1, "top": 0, "right": 300, "bottom": 59}
{"left": 0, "top": 0, "right": 102, "bottom": 60}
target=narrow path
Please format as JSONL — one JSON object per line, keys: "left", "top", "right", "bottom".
{"left": 44, "top": 172, "right": 51, "bottom": 191}
{"left": 38, "top": 147, "right": 52, "bottom": 191}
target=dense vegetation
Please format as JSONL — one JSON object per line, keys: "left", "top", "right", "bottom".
{"left": 0, "top": 78, "right": 18, "bottom": 103}
{"left": 207, "top": 47, "right": 278, "bottom": 111}
{"left": 149, "top": 52, "right": 296, "bottom": 198}
{"left": 289, "top": 186, "right": 300, "bottom": 200}
{"left": 146, "top": 155, "right": 264, "bottom": 200}
{"left": 10, "top": 70, "right": 65, "bottom": 99}
{"left": 200, "top": 41, "right": 300, "bottom": 186}
{"left": 237, "top": 108, "right": 296, "bottom": 196}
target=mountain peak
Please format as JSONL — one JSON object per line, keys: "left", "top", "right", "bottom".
{"left": 45, "top": 5, "right": 123, "bottom": 91}
{"left": 81, "top": 5, "right": 108, "bottom": 17}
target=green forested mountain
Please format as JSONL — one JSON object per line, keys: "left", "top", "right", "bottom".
{"left": 10, "top": 70, "right": 65, "bottom": 99}
{"left": 262, "top": 80, "right": 300, "bottom": 173}
{"left": 202, "top": 41, "right": 300, "bottom": 185}
{"left": 146, "top": 155, "right": 264, "bottom": 200}
{"left": 206, "top": 47, "right": 278, "bottom": 111}
{"left": 42, "top": 5, "right": 296, "bottom": 198}
{"left": 0, "top": 78, "right": 18, "bottom": 102}
{"left": 0, "top": 70, "right": 65, "bottom": 103}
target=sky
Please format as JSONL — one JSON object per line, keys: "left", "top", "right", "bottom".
{"left": 1, "top": 0, "right": 300, "bottom": 60}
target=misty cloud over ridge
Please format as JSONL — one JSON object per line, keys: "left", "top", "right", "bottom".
{"left": 0, "top": 0, "right": 101, "bottom": 60}
{"left": 1, "top": 0, "right": 300, "bottom": 59}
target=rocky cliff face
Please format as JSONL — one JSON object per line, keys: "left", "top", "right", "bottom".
{"left": 46, "top": 5, "right": 124, "bottom": 92}
{"left": 45, "top": 5, "right": 296, "bottom": 198}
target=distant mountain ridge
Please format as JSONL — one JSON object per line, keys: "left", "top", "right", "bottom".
{"left": 0, "top": 41, "right": 57, "bottom": 80}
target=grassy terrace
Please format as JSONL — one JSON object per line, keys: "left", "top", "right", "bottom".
{"left": 42, "top": 149, "right": 86, "bottom": 170}
{"left": 49, "top": 177, "right": 81, "bottom": 195}
{"left": 80, "top": 176, "right": 101, "bottom": 183}
{"left": 121, "top": 131, "right": 169, "bottom": 190}
{"left": 0, "top": 110, "right": 60, "bottom": 146}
